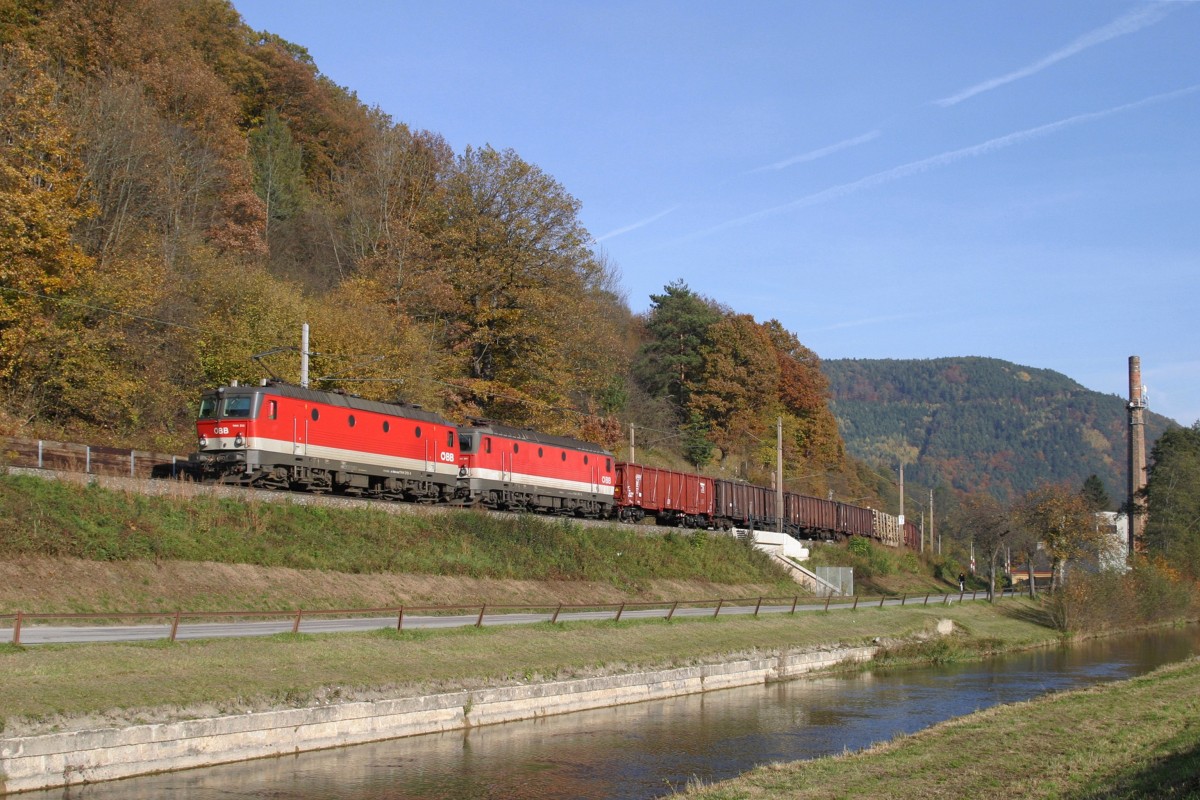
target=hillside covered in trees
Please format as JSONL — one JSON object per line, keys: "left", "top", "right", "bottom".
{"left": 0, "top": 1, "right": 866, "bottom": 500}
{"left": 822, "top": 357, "right": 1176, "bottom": 504}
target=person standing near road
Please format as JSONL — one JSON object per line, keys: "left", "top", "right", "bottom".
{"left": 958, "top": 572, "right": 966, "bottom": 592}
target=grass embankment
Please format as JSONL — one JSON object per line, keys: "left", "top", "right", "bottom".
{"left": 0, "top": 600, "right": 1060, "bottom": 736}
{"left": 675, "top": 653, "right": 1200, "bottom": 800}
{"left": 0, "top": 473, "right": 799, "bottom": 613}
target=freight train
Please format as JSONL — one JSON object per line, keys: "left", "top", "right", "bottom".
{"left": 185, "top": 381, "right": 917, "bottom": 547}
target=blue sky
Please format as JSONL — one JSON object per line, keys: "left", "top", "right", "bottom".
{"left": 233, "top": 0, "right": 1199, "bottom": 426}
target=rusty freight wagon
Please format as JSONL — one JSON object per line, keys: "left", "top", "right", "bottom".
{"left": 612, "top": 463, "right": 715, "bottom": 527}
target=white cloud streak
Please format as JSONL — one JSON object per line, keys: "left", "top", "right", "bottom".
{"left": 707, "top": 85, "right": 1200, "bottom": 235}
{"left": 817, "top": 313, "right": 924, "bottom": 332}
{"left": 935, "top": 4, "right": 1176, "bottom": 107}
{"left": 596, "top": 206, "right": 679, "bottom": 242}
{"left": 751, "top": 131, "right": 881, "bottom": 172}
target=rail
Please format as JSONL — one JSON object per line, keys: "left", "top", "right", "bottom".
{"left": 0, "top": 590, "right": 1010, "bottom": 645}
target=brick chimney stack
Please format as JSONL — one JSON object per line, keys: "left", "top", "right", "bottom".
{"left": 1128, "top": 356, "right": 1147, "bottom": 553}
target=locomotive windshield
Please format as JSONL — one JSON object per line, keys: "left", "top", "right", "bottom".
{"left": 222, "top": 395, "right": 254, "bottom": 418}
{"left": 198, "top": 396, "right": 218, "bottom": 419}
{"left": 458, "top": 434, "right": 474, "bottom": 453}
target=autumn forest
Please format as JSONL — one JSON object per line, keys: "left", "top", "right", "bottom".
{"left": 0, "top": 0, "right": 865, "bottom": 499}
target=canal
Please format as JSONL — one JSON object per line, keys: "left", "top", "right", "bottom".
{"left": 29, "top": 626, "right": 1200, "bottom": 799}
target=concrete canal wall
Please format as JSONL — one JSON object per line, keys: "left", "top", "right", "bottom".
{"left": 1, "top": 644, "right": 882, "bottom": 794}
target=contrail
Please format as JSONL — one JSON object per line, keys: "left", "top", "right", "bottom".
{"left": 596, "top": 206, "right": 679, "bottom": 242}
{"left": 935, "top": 4, "right": 1176, "bottom": 107}
{"left": 752, "top": 131, "right": 881, "bottom": 172}
{"left": 707, "top": 84, "right": 1200, "bottom": 234}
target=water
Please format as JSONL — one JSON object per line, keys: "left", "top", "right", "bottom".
{"left": 30, "top": 627, "right": 1200, "bottom": 799}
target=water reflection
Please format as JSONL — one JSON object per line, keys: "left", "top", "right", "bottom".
{"left": 34, "top": 627, "right": 1200, "bottom": 800}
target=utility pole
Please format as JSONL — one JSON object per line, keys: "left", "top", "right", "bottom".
{"left": 300, "top": 322, "right": 310, "bottom": 388}
{"left": 776, "top": 416, "right": 784, "bottom": 533}
{"left": 629, "top": 423, "right": 635, "bottom": 464}
{"left": 929, "top": 489, "right": 934, "bottom": 556}
{"left": 898, "top": 462, "right": 905, "bottom": 526}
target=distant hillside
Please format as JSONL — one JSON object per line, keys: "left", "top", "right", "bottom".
{"left": 821, "top": 357, "right": 1176, "bottom": 503}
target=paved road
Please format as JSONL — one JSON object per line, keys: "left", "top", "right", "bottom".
{"left": 4, "top": 592, "right": 997, "bottom": 645}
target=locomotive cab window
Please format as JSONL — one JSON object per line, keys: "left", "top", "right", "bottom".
{"left": 311, "top": 408, "right": 319, "bottom": 421}
{"left": 223, "top": 395, "right": 253, "bottom": 418}
{"left": 484, "top": 437, "right": 492, "bottom": 454}
{"left": 459, "top": 434, "right": 474, "bottom": 452}
{"left": 447, "top": 431, "right": 455, "bottom": 448}
{"left": 198, "top": 396, "right": 218, "bottom": 419}
{"left": 415, "top": 426, "right": 422, "bottom": 438}
{"left": 605, "top": 458, "right": 612, "bottom": 472}
{"left": 348, "top": 415, "right": 355, "bottom": 428}
{"left": 267, "top": 400, "right": 277, "bottom": 420}
{"left": 383, "top": 421, "right": 390, "bottom": 433}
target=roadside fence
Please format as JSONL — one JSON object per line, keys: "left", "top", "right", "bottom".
{"left": 0, "top": 589, "right": 1012, "bottom": 646}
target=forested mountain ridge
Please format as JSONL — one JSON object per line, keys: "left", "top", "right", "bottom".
{"left": 822, "top": 357, "right": 1176, "bottom": 503}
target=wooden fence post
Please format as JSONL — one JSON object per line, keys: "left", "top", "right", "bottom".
{"left": 292, "top": 609, "right": 303, "bottom": 634}
{"left": 551, "top": 603, "right": 562, "bottom": 624}
{"left": 790, "top": 595, "right": 798, "bottom": 615}
{"left": 615, "top": 602, "right": 625, "bottom": 623}
{"left": 667, "top": 601, "right": 679, "bottom": 621}
{"left": 169, "top": 610, "right": 181, "bottom": 642}
{"left": 823, "top": 594, "right": 831, "bottom": 612}
{"left": 476, "top": 604, "right": 487, "bottom": 628}
{"left": 753, "top": 597, "right": 762, "bottom": 617}
{"left": 713, "top": 599, "right": 723, "bottom": 619}
{"left": 852, "top": 595, "right": 859, "bottom": 611}
{"left": 13, "top": 611, "right": 21, "bottom": 645}
{"left": 396, "top": 606, "right": 404, "bottom": 631}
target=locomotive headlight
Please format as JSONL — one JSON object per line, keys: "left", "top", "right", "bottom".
{"left": 198, "top": 434, "right": 208, "bottom": 448}
{"left": 234, "top": 433, "right": 245, "bottom": 448}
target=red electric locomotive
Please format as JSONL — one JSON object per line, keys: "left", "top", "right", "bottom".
{"left": 191, "top": 381, "right": 461, "bottom": 500}
{"left": 457, "top": 421, "right": 615, "bottom": 516}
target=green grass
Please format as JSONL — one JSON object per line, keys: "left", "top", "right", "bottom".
{"left": 0, "top": 474, "right": 789, "bottom": 588}
{"left": 0, "top": 599, "right": 1062, "bottom": 734}
{"left": 674, "top": 655, "right": 1200, "bottom": 799}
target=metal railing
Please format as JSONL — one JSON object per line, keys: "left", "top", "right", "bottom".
{"left": 0, "top": 589, "right": 1010, "bottom": 645}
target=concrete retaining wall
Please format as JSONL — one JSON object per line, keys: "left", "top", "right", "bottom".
{"left": 0, "top": 645, "right": 877, "bottom": 794}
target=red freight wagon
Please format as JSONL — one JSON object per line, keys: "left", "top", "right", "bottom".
{"left": 904, "top": 519, "right": 921, "bottom": 549}
{"left": 836, "top": 502, "right": 875, "bottom": 539}
{"left": 714, "top": 479, "right": 780, "bottom": 531}
{"left": 191, "top": 382, "right": 460, "bottom": 500}
{"left": 784, "top": 492, "right": 839, "bottom": 538}
{"left": 457, "top": 422, "right": 614, "bottom": 517}
{"left": 613, "top": 463, "right": 715, "bottom": 527}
